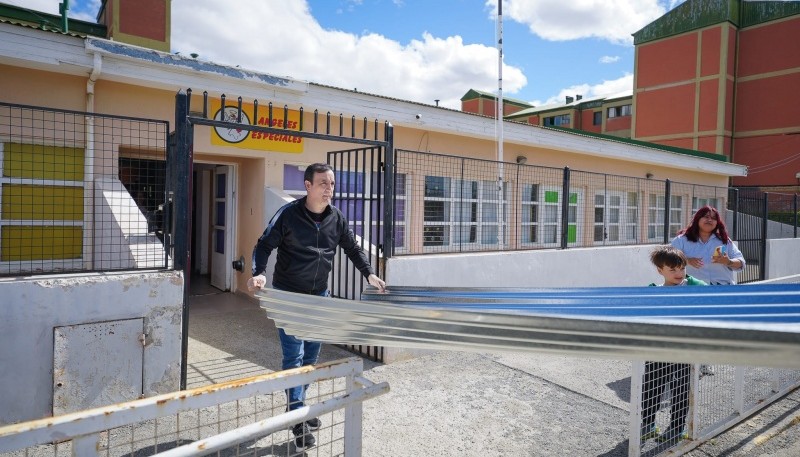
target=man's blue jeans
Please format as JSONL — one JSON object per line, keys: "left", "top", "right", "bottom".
{"left": 276, "top": 288, "right": 327, "bottom": 412}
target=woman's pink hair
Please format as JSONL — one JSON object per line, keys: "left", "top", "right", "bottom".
{"left": 678, "top": 205, "right": 730, "bottom": 244}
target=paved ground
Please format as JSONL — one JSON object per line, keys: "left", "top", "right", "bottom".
{"left": 187, "top": 285, "right": 800, "bottom": 457}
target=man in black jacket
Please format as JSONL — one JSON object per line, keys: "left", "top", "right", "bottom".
{"left": 247, "top": 162, "right": 385, "bottom": 448}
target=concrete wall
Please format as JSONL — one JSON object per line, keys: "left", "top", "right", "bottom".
{"left": 766, "top": 238, "right": 800, "bottom": 279}
{"left": 0, "top": 270, "right": 183, "bottom": 424}
{"left": 386, "top": 245, "right": 664, "bottom": 288}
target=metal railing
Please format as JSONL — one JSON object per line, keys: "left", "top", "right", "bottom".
{"left": 0, "top": 357, "right": 388, "bottom": 457}
{"left": 0, "top": 101, "right": 171, "bottom": 277}
{"left": 629, "top": 274, "right": 800, "bottom": 456}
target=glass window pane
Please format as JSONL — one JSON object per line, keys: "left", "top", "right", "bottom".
{"left": 544, "top": 191, "right": 559, "bottom": 203}
{"left": 610, "top": 196, "right": 621, "bottom": 206}
{"left": 609, "top": 226, "right": 619, "bottom": 241}
{"left": 594, "top": 207, "right": 604, "bottom": 223}
{"left": 609, "top": 208, "right": 620, "bottom": 223}
{"left": 482, "top": 203, "right": 498, "bottom": 222}
{"left": 424, "top": 201, "right": 449, "bottom": 222}
{"left": 594, "top": 194, "right": 604, "bottom": 205}
{"left": 628, "top": 192, "right": 638, "bottom": 205}
{"left": 215, "top": 173, "right": 226, "bottom": 198}
{"left": 481, "top": 225, "right": 498, "bottom": 244}
{"left": 568, "top": 206, "right": 577, "bottom": 223}
{"left": 543, "top": 206, "right": 558, "bottom": 223}
{"left": 423, "top": 226, "right": 448, "bottom": 246}
{"left": 214, "top": 229, "right": 224, "bottom": 254}
{"left": 594, "top": 225, "right": 604, "bottom": 242}
{"left": 215, "top": 202, "right": 225, "bottom": 226}
{"left": 543, "top": 226, "right": 557, "bottom": 243}
{"left": 283, "top": 164, "right": 305, "bottom": 191}
{"left": 425, "top": 176, "right": 449, "bottom": 198}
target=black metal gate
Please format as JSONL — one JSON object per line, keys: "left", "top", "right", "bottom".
{"left": 728, "top": 188, "right": 766, "bottom": 283}
{"left": 172, "top": 91, "right": 394, "bottom": 378}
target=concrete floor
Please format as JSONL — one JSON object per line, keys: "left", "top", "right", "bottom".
{"left": 186, "top": 278, "right": 800, "bottom": 457}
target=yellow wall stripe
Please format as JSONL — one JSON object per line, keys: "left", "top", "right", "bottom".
{"left": 1, "top": 185, "right": 83, "bottom": 220}
{"left": 3, "top": 143, "right": 84, "bottom": 181}
{"left": 1, "top": 226, "right": 83, "bottom": 261}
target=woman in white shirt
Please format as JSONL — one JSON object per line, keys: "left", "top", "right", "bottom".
{"left": 670, "top": 205, "right": 745, "bottom": 285}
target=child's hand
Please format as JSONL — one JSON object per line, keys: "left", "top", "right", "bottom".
{"left": 687, "top": 257, "right": 704, "bottom": 268}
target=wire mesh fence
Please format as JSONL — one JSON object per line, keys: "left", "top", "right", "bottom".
{"left": 391, "top": 149, "right": 797, "bottom": 258}
{"left": 0, "top": 358, "right": 386, "bottom": 457}
{"left": 631, "top": 274, "right": 800, "bottom": 456}
{"left": 0, "top": 102, "right": 170, "bottom": 277}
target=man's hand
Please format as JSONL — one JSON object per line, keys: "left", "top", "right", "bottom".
{"left": 367, "top": 274, "right": 386, "bottom": 292}
{"left": 247, "top": 274, "right": 267, "bottom": 292}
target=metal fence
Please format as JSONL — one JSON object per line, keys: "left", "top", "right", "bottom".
{"left": 629, "top": 274, "right": 800, "bottom": 457}
{"left": 390, "top": 149, "right": 799, "bottom": 279}
{"left": 0, "top": 357, "right": 388, "bottom": 457}
{"left": 0, "top": 102, "right": 171, "bottom": 276}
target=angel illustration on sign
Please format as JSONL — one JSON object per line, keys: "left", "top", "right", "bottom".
{"left": 213, "top": 106, "right": 251, "bottom": 143}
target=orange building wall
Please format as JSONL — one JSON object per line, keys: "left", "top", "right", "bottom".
{"left": 635, "top": 84, "right": 696, "bottom": 137}
{"left": 580, "top": 111, "right": 601, "bottom": 133}
{"left": 733, "top": 136, "right": 800, "bottom": 186}
{"left": 735, "top": 73, "right": 800, "bottom": 132}
{"left": 120, "top": 0, "right": 167, "bottom": 41}
{"left": 637, "top": 33, "right": 698, "bottom": 87}
{"left": 461, "top": 99, "right": 480, "bottom": 115}
{"left": 605, "top": 115, "right": 631, "bottom": 133}
{"left": 737, "top": 17, "right": 800, "bottom": 77}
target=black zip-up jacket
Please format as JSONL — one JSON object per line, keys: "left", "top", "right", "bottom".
{"left": 251, "top": 197, "right": 374, "bottom": 295}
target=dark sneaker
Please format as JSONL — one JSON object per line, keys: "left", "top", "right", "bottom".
{"left": 291, "top": 422, "right": 316, "bottom": 448}
{"left": 641, "top": 424, "right": 659, "bottom": 441}
{"left": 656, "top": 428, "right": 687, "bottom": 443}
{"left": 306, "top": 417, "right": 321, "bottom": 430}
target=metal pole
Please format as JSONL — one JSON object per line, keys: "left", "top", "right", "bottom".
{"left": 760, "top": 193, "right": 768, "bottom": 280}
{"left": 561, "top": 167, "right": 570, "bottom": 249}
{"left": 794, "top": 193, "right": 798, "bottom": 239}
{"left": 174, "top": 91, "right": 193, "bottom": 390}
{"left": 382, "top": 124, "right": 394, "bottom": 265}
{"left": 663, "top": 179, "right": 672, "bottom": 244}
{"left": 732, "top": 188, "right": 739, "bottom": 240}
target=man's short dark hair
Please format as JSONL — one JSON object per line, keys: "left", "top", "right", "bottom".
{"left": 650, "top": 245, "right": 687, "bottom": 269}
{"left": 304, "top": 163, "right": 334, "bottom": 183}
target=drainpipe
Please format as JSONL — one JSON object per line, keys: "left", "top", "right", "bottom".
{"left": 85, "top": 52, "right": 102, "bottom": 268}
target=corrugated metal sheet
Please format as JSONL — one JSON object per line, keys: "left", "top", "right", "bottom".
{"left": 257, "top": 284, "right": 800, "bottom": 369}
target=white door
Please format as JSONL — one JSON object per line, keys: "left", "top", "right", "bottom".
{"left": 210, "top": 165, "right": 234, "bottom": 291}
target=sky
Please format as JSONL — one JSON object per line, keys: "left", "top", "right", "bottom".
{"left": 8, "top": 0, "right": 689, "bottom": 109}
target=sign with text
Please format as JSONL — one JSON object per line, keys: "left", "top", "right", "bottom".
{"left": 210, "top": 100, "right": 303, "bottom": 153}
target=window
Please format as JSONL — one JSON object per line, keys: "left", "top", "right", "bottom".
{"left": 423, "top": 176, "right": 507, "bottom": 249}
{"left": 593, "top": 111, "right": 602, "bottom": 125}
{"left": 594, "top": 192, "right": 638, "bottom": 245}
{"left": 543, "top": 114, "right": 571, "bottom": 127}
{"left": 607, "top": 104, "right": 632, "bottom": 118}
{"left": 522, "top": 185, "right": 580, "bottom": 247}
{"left": 692, "top": 197, "right": 720, "bottom": 214}
{"left": 648, "top": 194, "right": 683, "bottom": 241}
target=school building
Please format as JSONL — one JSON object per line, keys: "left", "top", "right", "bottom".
{"left": 461, "top": 0, "right": 800, "bottom": 188}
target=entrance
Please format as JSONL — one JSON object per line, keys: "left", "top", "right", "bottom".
{"left": 192, "top": 163, "right": 235, "bottom": 292}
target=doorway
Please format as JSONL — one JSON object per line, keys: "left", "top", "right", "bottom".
{"left": 192, "top": 163, "right": 236, "bottom": 292}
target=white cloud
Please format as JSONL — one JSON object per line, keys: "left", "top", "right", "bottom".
{"left": 486, "top": 0, "right": 666, "bottom": 45}
{"left": 3, "top": 0, "right": 99, "bottom": 21}
{"left": 170, "top": 0, "right": 527, "bottom": 110}
{"left": 533, "top": 73, "right": 633, "bottom": 106}
{"left": 599, "top": 55, "right": 620, "bottom": 64}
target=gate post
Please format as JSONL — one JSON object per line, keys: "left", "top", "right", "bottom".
{"left": 561, "top": 167, "right": 570, "bottom": 249}
{"left": 760, "top": 192, "right": 768, "bottom": 281}
{"left": 731, "top": 188, "right": 739, "bottom": 240}
{"left": 382, "top": 123, "right": 394, "bottom": 263}
{"left": 174, "top": 90, "right": 194, "bottom": 389}
{"left": 663, "top": 179, "right": 671, "bottom": 244}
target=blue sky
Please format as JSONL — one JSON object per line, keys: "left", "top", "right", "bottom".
{"left": 10, "top": 0, "right": 686, "bottom": 109}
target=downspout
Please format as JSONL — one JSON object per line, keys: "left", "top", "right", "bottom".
{"left": 85, "top": 52, "right": 102, "bottom": 268}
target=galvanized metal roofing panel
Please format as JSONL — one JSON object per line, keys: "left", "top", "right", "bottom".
{"left": 256, "top": 285, "right": 800, "bottom": 369}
